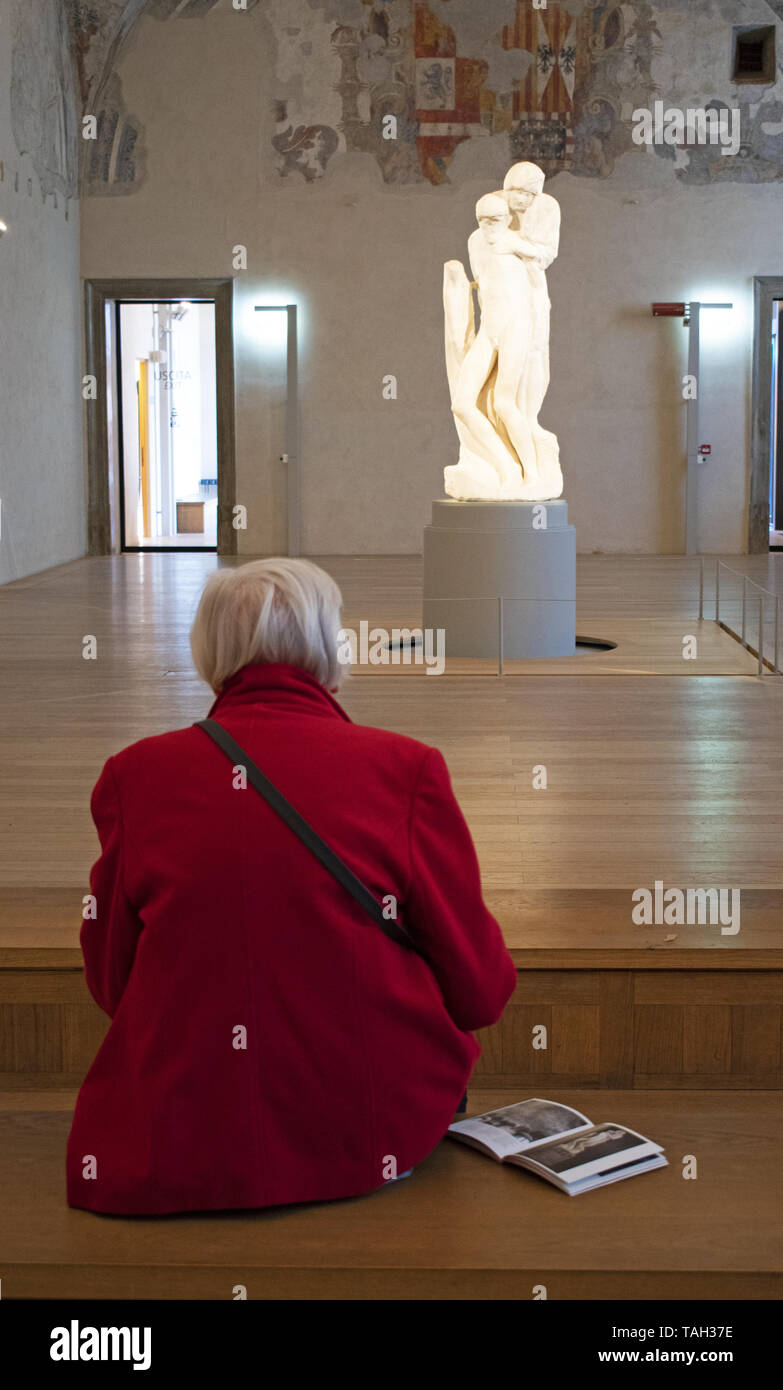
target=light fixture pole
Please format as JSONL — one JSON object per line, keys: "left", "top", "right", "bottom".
{"left": 255, "top": 304, "right": 299, "bottom": 557}
{"left": 652, "top": 300, "right": 732, "bottom": 554}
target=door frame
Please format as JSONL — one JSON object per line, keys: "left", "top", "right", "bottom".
{"left": 750, "top": 276, "right": 783, "bottom": 552}
{"left": 775, "top": 303, "right": 783, "bottom": 534}
{"left": 84, "top": 277, "right": 237, "bottom": 555}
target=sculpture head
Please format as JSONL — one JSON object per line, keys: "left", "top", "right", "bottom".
{"left": 503, "top": 161, "right": 545, "bottom": 215}
{"left": 475, "top": 192, "right": 511, "bottom": 245}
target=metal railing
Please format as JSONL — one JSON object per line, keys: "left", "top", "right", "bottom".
{"left": 699, "top": 558, "right": 781, "bottom": 676}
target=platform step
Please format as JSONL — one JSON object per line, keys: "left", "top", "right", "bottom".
{"left": 2, "top": 889, "right": 782, "bottom": 1091}
{"left": 2, "top": 964, "right": 782, "bottom": 1090}
{"left": 0, "top": 1090, "right": 778, "bottom": 1300}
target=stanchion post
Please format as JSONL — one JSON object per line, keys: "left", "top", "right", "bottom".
{"left": 758, "top": 595, "right": 764, "bottom": 677}
{"left": 498, "top": 596, "right": 504, "bottom": 677}
{"left": 699, "top": 557, "right": 704, "bottom": 621}
{"left": 742, "top": 575, "right": 747, "bottom": 646}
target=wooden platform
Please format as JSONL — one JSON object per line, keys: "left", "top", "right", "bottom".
{"left": 1, "top": 554, "right": 782, "bottom": 1092}
{"left": 1, "top": 555, "right": 781, "bottom": 891}
{"left": 1, "top": 554, "right": 781, "bottom": 1297}
{"left": 3, "top": 966, "right": 781, "bottom": 1093}
{"left": 5, "top": 886, "right": 782, "bottom": 969}
{"left": 0, "top": 1089, "right": 777, "bottom": 1300}
{"left": 2, "top": 885, "right": 783, "bottom": 1092}
{"left": 339, "top": 618, "right": 759, "bottom": 677}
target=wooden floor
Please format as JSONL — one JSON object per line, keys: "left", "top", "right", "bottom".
{"left": 1, "top": 552, "right": 782, "bottom": 900}
{"left": 1, "top": 553, "right": 782, "bottom": 1296}
{"left": 0, "top": 1088, "right": 778, "bottom": 1299}
{"left": 339, "top": 619, "right": 759, "bottom": 677}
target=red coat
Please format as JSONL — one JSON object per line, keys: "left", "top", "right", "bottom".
{"left": 67, "top": 662, "right": 516, "bottom": 1215}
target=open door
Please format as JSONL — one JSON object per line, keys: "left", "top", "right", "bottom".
{"left": 117, "top": 299, "right": 219, "bottom": 550}
{"left": 85, "top": 277, "right": 236, "bottom": 557}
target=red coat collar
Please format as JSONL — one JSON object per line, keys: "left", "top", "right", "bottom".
{"left": 207, "top": 662, "right": 352, "bottom": 722}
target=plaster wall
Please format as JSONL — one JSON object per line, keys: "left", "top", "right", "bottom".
{"left": 0, "top": 0, "right": 84, "bottom": 583}
{"left": 77, "top": 0, "right": 783, "bottom": 555}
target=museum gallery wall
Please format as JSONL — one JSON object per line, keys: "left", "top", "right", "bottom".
{"left": 0, "top": 0, "right": 84, "bottom": 585}
{"left": 4, "top": 0, "right": 783, "bottom": 572}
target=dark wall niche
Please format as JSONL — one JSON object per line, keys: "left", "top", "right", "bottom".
{"left": 732, "top": 25, "right": 776, "bottom": 84}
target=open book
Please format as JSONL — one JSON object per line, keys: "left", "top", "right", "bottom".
{"left": 448, "top": 1098, "right": 667, "bottom": 1195}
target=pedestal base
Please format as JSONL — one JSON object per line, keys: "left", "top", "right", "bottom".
{"left": 422, "top": 499, "right": 576, "bottom": 659}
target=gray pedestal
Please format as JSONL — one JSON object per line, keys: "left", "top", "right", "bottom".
{"left": 422, "top": 499, "right": 576, "bottom": 659}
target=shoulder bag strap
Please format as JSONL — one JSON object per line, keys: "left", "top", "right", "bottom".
{"left": 194, "top": 718, "right": 419, "bottom": 955}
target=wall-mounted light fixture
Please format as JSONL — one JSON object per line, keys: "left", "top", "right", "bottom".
{"left": 255, "top": 303, "right": 299, "bottom": 557}
{"left": 0, "top": 220, "right": 8, "bottom": 236}
{"left": 652, "top": 300, "right": 733, "bottom": 553}
{"left": 652, "top": 300, "right": 732, "bottom": 326}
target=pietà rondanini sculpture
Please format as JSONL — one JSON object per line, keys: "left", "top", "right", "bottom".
{"left": 443, "top": 161, "right": 562, "bottom": 502}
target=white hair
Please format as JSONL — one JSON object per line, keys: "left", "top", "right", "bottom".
{"left": 190, "top": 558, "right": 344, "bottom": 693}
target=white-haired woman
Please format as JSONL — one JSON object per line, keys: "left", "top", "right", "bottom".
{"left": 67, "top": 558, "right": 516, "bottom": 1216}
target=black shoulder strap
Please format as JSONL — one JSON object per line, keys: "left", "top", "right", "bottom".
{"left": 194, "top": 719, "right": 419, "bottom": 955}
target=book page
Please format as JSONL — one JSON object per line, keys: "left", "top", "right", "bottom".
{"left": 512, "top": 1124, "right": 661, "bottom": 1183}
{"left": 448, "top": 1097, "right": 593, "bottom": 1159}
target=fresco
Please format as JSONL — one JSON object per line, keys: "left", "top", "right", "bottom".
{"left": 62, "top": 0, "right": 263, "bottom": 194}
{"left": 10, "top": 0, "right": 79, "bottom": 199}
{"left": 267, "top": 0, "right": 663, "bottom": 185}
{"left": 61, "top": 1, "right": 146, "bottom": 195}
{"left": 54, "top": 0, "right": 783, "bottom": 195}
{"left": 664, "top": 94, "right": 783, "bottom": 186}
{"left": 145, "top": 0, "right": 259, "bottom": 14}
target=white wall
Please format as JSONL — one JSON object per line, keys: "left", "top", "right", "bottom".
{"left": 169, "top": 304, "right": 217, "bottom": 501}
{"left": 78, "top": 1, "right": 783, "bottom": 556}
{"left": 0, "top": 0, "right": 84, "bottom": 584}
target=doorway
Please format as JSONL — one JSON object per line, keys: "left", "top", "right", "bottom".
{"left": 84, "top": 278, "right": 236, "bottom": 556}
{"left": 751, "top": 276, "right": 783, "bottom": 553}
{"left": 117, "top": 300, "right": 217, "bottom": 550}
